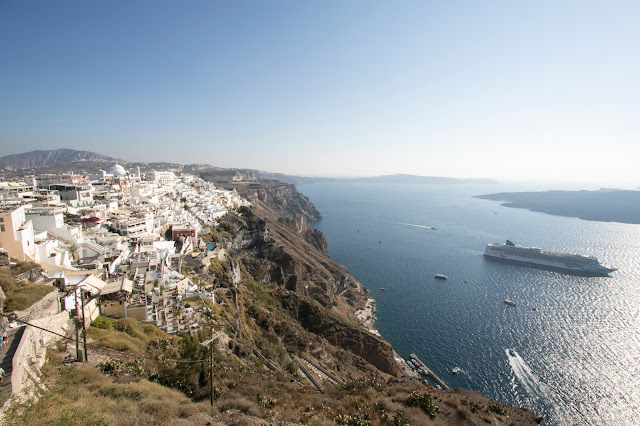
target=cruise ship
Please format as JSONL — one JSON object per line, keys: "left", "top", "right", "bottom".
{"left": 484, "top": 240, "right": 617, "bottom": 276}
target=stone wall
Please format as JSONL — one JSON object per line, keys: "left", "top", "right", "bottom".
{"left": 13, "top": 289, "right": 60, "bottom": 323}
{"left": 0, "top": 251, "right": 9, "bottom": 267}
{"left": 11, "top": 311, "right": 70, "bottom": 401}
{"left": 14, "top": 267, "right": 43, "bottom": 283}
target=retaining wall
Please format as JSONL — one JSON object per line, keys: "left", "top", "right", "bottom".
{"left": 11, "top": 311, "right": 70, "bottom": 400}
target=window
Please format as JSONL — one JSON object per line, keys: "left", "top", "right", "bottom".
{"left": 0, "top": 224, "right": 4, "bottom": 232}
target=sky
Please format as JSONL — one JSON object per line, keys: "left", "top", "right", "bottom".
{"left": 1, "top": 1, "right": 638, "bottom": 185}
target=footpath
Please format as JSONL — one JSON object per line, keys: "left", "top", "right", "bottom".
{"left": 0, "top": 325, "right": 25, "bottom": 406}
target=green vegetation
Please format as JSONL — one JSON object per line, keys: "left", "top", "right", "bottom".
{"left": 407, "top": 389, "right": 441, "bottom": 419}
{"left": 9, "top": 261, "right": 40, "bottom": 275}
{"left": 90, "top": 315, "right": 114, "bottom": 330}
{"left": 489, "top": 401, "right": 508, "bottom": 416}
{"left": 245, "top": 278, "right": 278, "bottom": 308}
{"left": 87, "top": 317, "right": 169, "bottom": 355}
{"left": 0, "top": 270, "right": 55, "bottom": 311}
{"left": 208, "top": 257, "right": 226, "bottom": 276}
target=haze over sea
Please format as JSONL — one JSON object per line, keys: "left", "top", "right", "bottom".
{"left": 298, "top": 181, "right": 640, "bottom": 426}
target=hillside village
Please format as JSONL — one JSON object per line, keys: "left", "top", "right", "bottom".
{"left": 0, "top": 165, "right": 253, "bottom": 390}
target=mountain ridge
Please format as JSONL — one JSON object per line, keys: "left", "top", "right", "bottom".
{"left": 0, "top": 148, "right": 122, "bottom": 170}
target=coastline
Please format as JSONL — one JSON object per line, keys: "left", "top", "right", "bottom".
{"left": 355, "top": 297, "right": 419, "bottom": 377}
{"left": 355, "top": 297, "right": 380, "bottom": 336}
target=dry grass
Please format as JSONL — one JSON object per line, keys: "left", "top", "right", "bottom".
{"left": 4, "top": 358, "right": 213, "bottom": 426}
{"left": 87, "top": 317, "right": 170, "bottom": 355}
{"left": 0, "top": 271, "right": 55, "bottom": 311}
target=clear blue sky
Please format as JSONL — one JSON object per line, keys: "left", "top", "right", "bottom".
{"left": 1, "top": 1, "right": 638, "bottom": 184}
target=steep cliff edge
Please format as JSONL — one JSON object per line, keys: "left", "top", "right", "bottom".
{"left": 203, "top": 184, "right": 401, "bottom": 376}
{"left": 275, "top": 288, "right": 399, "bottom": 375}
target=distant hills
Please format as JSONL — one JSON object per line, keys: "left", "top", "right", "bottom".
{"left": 475, "top": 189, "right": 640, "bottom": 224}
{"left": 249, "top": 172, "right": 499, "bottom": 185}
{"left": 0, "top": 148, "right": 121, "bottom": 170}
{"left": 343, "top": 174, "right": 498, "bottom": 184}
{"left": 0, "top": 148, "right": 497, "bottom": 185}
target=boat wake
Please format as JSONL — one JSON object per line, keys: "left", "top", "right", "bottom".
{"left": 506, "top": 349, "right": 545, "bottom": 400}
{"left": 506, "top": 349, "right": 563, "bottom": 423}
{"left": 395, "top": 222, "right": 436, "bottom": 230}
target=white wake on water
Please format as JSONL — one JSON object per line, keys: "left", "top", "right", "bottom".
{"left": 506, "top": 349, "right": 546, "bottom": 401}
{"left": 506, "top": 349, "right": 564, "bottom": 424}
{"left": 395, "top": 222, "right": 436, "bottom": 230}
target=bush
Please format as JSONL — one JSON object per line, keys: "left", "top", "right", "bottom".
{"left": 88, "top": 318, "right": 168, "bottom": 355}
{"left": 209, "top": 258, "right": 226, "bottom": 275}
{"left": 488, "top": 402, "right": 507, "bottom": 416}
{"left": 91, "top": 316, "right": 114, "bottom": 330}
{"left": 218, "top": 396, "right": 262, "bottom": 417}
{"left": 406, "top": 390, "right": 440, "bottom": 419}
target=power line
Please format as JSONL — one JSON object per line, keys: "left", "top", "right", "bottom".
{"left": 1, "top": 313, "right": 212, "bottom": 364}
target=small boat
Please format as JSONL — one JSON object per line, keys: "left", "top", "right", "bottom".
{"left": 380, "top": 288, "right": 386, "bottom": 291}
{"left": 452, "top": 367, "right": 461, "bottom": 374}
{"left": 435, "top": 274, "right": 448, "bottom": 280}
{"left": 434, "top": 383, "right": 443, "bottom": 390}
{"left": 508, "top": 349, "right": 517, "bottom": 357}
{"left": 504, "top": 299, "right": 517, "bottom": 306}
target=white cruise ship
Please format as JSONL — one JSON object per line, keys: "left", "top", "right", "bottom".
{"left": 484, "top": 240, "right": 617, "bottom": 276}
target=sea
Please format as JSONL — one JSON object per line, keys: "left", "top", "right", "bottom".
{"left": 297, "top": 181, "right": 640, "bottom": 426}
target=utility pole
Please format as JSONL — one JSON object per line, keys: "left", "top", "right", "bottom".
{"left": 81, "top": 288, "right": 88, "bottom": 362}
{"left": 200, "top": 323, "right": 223, "bottom": 406}
{"left": 210, "top": 324, "right": 214, "bottom": 407}
{"left": 74, "top": 289, "right": 80, "bottom": 361}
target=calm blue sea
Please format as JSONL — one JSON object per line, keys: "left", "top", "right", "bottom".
{"left": 297, "top": 181, "right": 640, "bottom": 426}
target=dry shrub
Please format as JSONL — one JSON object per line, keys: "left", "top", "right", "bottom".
{"left": 375, "top": 396, "right": 402, "bottom": 413}
{"left": 403, "top": 406, "right": 430, "bottom": 425}
{"left": 98, "top": 383, "right": 144, "bottom": 401}
{"left": 457, "top": 406, "right": 472, "bottom": 420}
{"left": 75, "top": 366, "right": 109, "bottom": 389}
{"left": 92, "top": 331, "right": 144, "bottom": 354}
{"left": 6, "top": 363, "right": 203, "bottom": 426}
{"left": 217, "top": 396, "right": 263, "bottom": 417}
{"left": 88, "top": 318, "right": 168, "bottom": 355}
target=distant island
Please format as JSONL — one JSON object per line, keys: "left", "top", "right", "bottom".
{"left": 475, "top": 189, "right": 640, "bottom": 224}
{"left": 263, "top": 173, "right": 499, "bottom": 185}
{"left": 337, "top": 174, "right": 499, "bottom": 184}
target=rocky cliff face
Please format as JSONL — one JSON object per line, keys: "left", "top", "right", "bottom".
{"left": 276, "top": 289, "right": 400, "bottom": 376}
{"left": 247, "top": 180, "right": 322, "bottom": 222}
{"left": 216, "top": 203, "right": 363, "bottom": 311}
{"left": 201, "top": 175, "right": 402, "bottom": 378}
